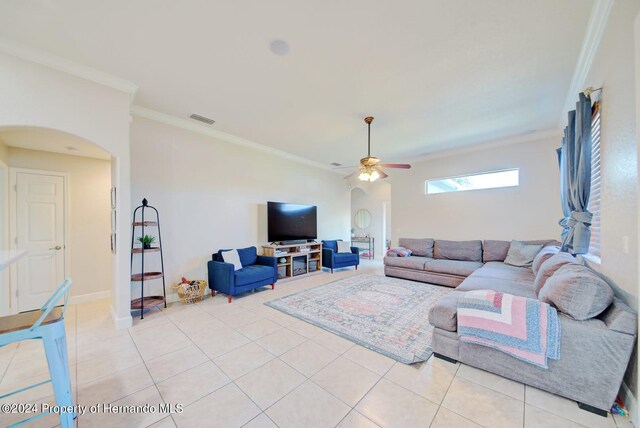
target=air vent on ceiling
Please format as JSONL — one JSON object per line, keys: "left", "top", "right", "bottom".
{"left": 331, "top": 162, "right": 342, "bottom": 167}
{"left": 190, "top": 114, "right": 215, "bottom": 125}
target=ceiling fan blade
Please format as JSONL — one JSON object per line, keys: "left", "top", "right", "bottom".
{"left": 332, "top": 165, "right": 357, "bottom": 170}
{"left": 378, "top": 163, "right": 412, "bottom": 169}
{"left": 343, "top": 170, "right": 358, "bottom": 179}
{"left": 374, "top": 168, "right": 389, "bottom": 179}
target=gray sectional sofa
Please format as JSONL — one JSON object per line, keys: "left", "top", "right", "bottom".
{"left": 384, "top": 238, "right": 637, "bottom": 415}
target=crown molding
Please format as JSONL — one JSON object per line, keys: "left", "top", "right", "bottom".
{"left": 130, "top": 106, "right": 334, "bottom": 171}
{"left": 410, "top": 128, "right": 563, "bottom": 164}
{"left": 0, "top": 37, "right": 138, "bottom": 102}
{"left": 560, "top": 0, "right": 613, "bottom": 121}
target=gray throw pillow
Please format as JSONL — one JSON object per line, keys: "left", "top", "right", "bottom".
{"left": 539, "top": 264, "right": 613, "bottom": 320}
{"left": 503, "top": 241, "right": 543, "bottom": 267}
{"left": 534, "top": 252, "right": 577, "bottom": 294}
{"left": 531, "top": 245, "right": 560, "bottom": 275}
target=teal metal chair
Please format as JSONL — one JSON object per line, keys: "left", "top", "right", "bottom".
{"left": 0, "top": 278, "right": 74, "bottom": 427}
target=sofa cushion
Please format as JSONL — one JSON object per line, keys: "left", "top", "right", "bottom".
{"left": 384, "top": 255, "right": 430, "bottom": 270}
{"left": 482, "top": 239, "right": 560, "bottom": 262}
{"left": 532, "top": 245, "right": 560, "bottom": 275}
{"left": 398, "top": 238, "right": 434, "bottom": 258}
{"left": 539, "top": 264, "right": 613, "bottom": 320}
{"left": 534, "top": 252, "right": 578, "bottom": 294}
{"left": 469, "top": 262, "right": 535, "bottom": 283}
{"left": 424, "top": 259, "right": 483, "bottom": 277}
{"left": 235, "top": 265, "right": 274, "bottom": 286}
{"left": 429, "top": 290, "right": 466, "bottom": 331}
{"left": 504, "top": 241, "right": 544, "bottom": 268}
{"left": 482, "top": 240, "right": 511, "bottom": 262}
{"left": 457, "top": 275, "right": 537, "bottom": 299}
{"left": 434, "top": 240, "right": 482, "bottom": 262}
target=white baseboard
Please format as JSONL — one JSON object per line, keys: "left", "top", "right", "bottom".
{"left": 69, "top": 290, "right": 111, "bottom": 305}
{"left": 109, "top": 305, "right": 132, "bottom": 329}
{"left": 620, "top": 381, "right": 638, "bottom": 426}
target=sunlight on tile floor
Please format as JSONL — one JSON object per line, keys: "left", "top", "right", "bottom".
{"left": 0, "top": 260, "right": 631, "bottom": 427}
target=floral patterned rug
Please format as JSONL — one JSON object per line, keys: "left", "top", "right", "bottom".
{"left": 265, "top": 274, "right": 451, "bottom": 364}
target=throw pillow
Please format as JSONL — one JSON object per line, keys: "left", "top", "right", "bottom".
{"left": 221, "top": 249, "right": 242, "bottom": 271}
{"left": 531, "top": 245, "right": 560, "bottom": 275}
{"left": 539, "top": 264, "right": 613, "bottom": 320}
{"left": 336, "top": 241, "right": 352, "bottom": 253}
{"left": 503, "top": 241, "right": 543, "bottom": 267}
{"left": 387, "top": 247, "right": 412, "bottom": 257}
{"left": 534, "top": 252, "right": 577, "bottom": 294}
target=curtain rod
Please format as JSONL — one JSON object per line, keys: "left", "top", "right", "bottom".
{"left": 583, "top": 87, "right": 602, "bottom": 97}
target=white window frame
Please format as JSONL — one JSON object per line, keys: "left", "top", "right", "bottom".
{"left": 425, "top": 168, "right": 520, "bottom": 195}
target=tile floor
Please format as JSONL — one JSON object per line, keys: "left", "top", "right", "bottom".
{"left": 0, "top": 260, "right": 633, "bottom": 428}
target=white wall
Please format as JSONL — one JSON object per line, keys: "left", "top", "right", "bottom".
{"left": 390, "top": 134, "right": 562, "bottom": 243}
{"left": 351, "top": 182, "right": 391, "bottom": 259}
{"left": 585, "top": 0, "right": 639, "bottom": 300}
{"left": 130, "top": 116, "right": 350, "bottom": 301}
{"left": 0, "top": 52, "right": 132, "bottom": 327}
{"left": 7, "top": 147, "right": 112, "bottom": 298}
{"left": 584, "top": 0, "right": 640, "bottom": 418}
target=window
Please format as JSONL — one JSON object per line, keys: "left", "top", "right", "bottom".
{"left": 587, "top": 102, "right": 601, "bottom": 258}
{"left": 425, "top": 169, "right": 519, "bottom": 195}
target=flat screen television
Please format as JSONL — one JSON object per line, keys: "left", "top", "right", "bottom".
{"left": 268, "top": 202, "right": 317, "bottom": 243}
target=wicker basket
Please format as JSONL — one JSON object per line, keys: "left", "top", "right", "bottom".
{"left": 174, "top": 280, "right": 207, "bottom": 304}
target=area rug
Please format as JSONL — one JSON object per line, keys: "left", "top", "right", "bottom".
{"left": 265, "top": 274, "right": 451, "bottom": 364}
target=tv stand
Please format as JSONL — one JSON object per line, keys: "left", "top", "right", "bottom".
{"left": 262, "top": 242, "right": 322, "bottom": 280}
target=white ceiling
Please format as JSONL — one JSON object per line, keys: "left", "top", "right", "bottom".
{"left": 0, "top": 128, "right": 111, "bottom": 160}
{"left": 0, "top": 0, "right": 594, "bottom": 166}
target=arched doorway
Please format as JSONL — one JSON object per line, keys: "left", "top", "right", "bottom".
{"left": 0, "top": 126, "right": 113, "bottom": 315}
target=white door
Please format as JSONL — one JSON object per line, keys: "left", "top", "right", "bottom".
{"left": 13, "top": 171, "right": 66, "bottom": 312}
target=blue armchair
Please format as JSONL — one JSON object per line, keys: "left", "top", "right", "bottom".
{"left": 207, "top": 246, "right": 278, "bottom": 302}
{"left": 321, "top": 240, "right": 360, "bottom": 273}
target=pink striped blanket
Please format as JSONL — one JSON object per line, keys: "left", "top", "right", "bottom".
{"left": 457, "top": 290, "right": 561, "bottom": 368}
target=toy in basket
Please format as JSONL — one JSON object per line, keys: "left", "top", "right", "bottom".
{"left": 174, "top": 277, "right": 207, "bottom": 304}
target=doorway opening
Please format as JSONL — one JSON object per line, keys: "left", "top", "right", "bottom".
{"left": 1, "top": 127, "right": 112, "bottom": 315}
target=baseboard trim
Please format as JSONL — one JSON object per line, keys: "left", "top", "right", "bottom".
{"left": 109, "top": 305, "right": 132, "bottom": 329}
{"left": 69, "top": 290, "right": 111, "bottom": 305}
{"left": 620, "top": 381, "right": 638, "bottom": 425}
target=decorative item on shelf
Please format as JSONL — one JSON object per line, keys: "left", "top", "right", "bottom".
{"left": 278, "top": 257, "right": 287, "bottom": 264}
{"left": 174, "top": 277, "right": 207, "bottom": 304}
{"left": 137, "top": 234, "right": 156, "bottom": 249}
{"left": 130, "top": 198, "right": 167, "bottom": 319}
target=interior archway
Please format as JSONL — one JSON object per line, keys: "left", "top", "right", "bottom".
{"left": 0, "top": 126, "right": 113, "bottom": 316}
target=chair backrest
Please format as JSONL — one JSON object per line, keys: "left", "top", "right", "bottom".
{"left": 32, "top": 278, "right": 72, "bottom": 330}
{"left": 322, "top": 240, "right": 339, "bottom": 252}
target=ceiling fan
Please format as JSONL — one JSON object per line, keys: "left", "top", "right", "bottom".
{"left": 345, "top": 116, "right": 411, "bottom": 182}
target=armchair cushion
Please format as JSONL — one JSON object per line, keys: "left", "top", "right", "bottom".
{"left": 323, "top": 240, "right": 339, "bottom": 252}
{"left": 235, "top": 265, "right": 275, "bottom": 286}
{"left": 334, "top": 253, "right": 359, "bottom": 264}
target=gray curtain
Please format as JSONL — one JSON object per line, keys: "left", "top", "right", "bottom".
{"left": 558, "top": 92, "right": 593, "bottom": 254}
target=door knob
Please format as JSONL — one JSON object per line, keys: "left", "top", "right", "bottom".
{"left": 49, "top": 245, "right": 62, "bottom": 250}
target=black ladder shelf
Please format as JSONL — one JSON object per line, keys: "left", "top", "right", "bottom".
{"left": 130, "top": 198, "right": 166, "bottom": 319}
